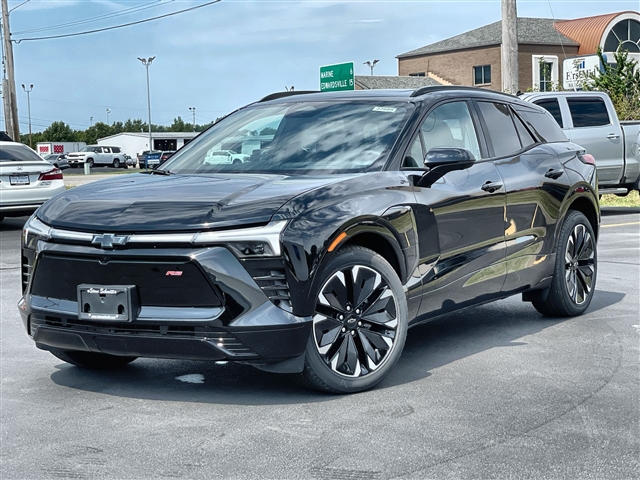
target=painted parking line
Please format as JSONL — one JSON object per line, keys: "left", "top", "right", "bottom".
{"left": 601, "top": 221, "right": 640, "bottom": 228}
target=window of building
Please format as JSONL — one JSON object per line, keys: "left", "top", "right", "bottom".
{"left": 567, "top": 98, "right": 610, "bottom": 128}
{"left": 473, "top": 65, "right": 491, "bottom": 85}
{"left": 532, "top": 55, "right": 558, "bottom": 91}
{"left": 409, "top": 72, "right": 426, "bottom": 77}
{"left": 604, "top": 18, "right": 640, "bottom": 53}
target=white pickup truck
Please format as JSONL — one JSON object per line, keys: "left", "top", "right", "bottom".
{"left": 520, "top": 91, "right": 640, "bottom": 195}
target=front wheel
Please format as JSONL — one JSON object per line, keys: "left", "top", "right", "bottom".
{"left": 298, "top": 246, "right": 408, "bottom": 393}
{"left": 86, "top": 158, "right": 94, "bottom": 168}
{"left": 50, "top": 349, "right": 137, "bottom": 369}
{"left": 532, "top": 210, "right": 597, "bottom": 317}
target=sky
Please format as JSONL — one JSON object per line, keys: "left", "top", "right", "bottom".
{"left": 3, "top": 0, "right": 639, "bottom": 134}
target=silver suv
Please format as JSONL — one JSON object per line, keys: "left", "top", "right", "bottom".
{"left": 66, "top": 145, "right": 126, "bottom": 168}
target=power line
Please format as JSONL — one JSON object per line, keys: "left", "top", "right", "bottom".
{"left": 12, "top": 0, "right": 173, "bottom": 35}
{"left": 13, "top": 0, "right": 221, "bottom": 43}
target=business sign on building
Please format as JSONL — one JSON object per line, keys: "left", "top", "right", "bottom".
{"left": 320, "top": 62, "right": 355, "bottom": 92}
{"left": 563, "top": 55, "right": 603, "bottom": 90}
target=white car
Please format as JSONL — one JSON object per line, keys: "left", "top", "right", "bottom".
{"left": 204, "top": 150, "right": 250, "bottom": 165}
{"left": 66, "top": 145, "right": 126, "bottom": 168}
{"left": 0, "top": 141, "right": 65, "bottom": 221}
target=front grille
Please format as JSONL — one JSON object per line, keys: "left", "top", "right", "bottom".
{"left": 242, "top": 258, "right": 291, "bottom": 308}
{"left": 31, "top": 314, "right": 253, "bottom": 355}
{"left": 31, "top": 254, "right": 222, "bottom": 308}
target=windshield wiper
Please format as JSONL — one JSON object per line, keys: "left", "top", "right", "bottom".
{"left": 150, "top": 169, "right": 174, "bottom": 176}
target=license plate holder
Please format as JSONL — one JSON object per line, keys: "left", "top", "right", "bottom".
{"left": 78, "top": 284, "right": 138, "bottom": 322}
{"left": 9, "top": 175, "right": 30, "bottom": 185}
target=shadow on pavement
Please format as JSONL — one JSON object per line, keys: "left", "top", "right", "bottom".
{"left": 48, "top": 289, "right": 624, "bottom": 405}
{"left": 0, "top": 216, "right": 28, "bottom": 230}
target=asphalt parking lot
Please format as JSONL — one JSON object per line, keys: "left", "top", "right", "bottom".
{"left": 1, "top": 209, "right": 638, "bottom": 479}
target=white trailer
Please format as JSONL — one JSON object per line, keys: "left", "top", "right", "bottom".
{"left": 36, "top": 142, "right": 86, "bottom": 157}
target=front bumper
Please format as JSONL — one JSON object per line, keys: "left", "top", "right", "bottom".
{"left": 19, "top": 242, "right": 311, "bottom": 370}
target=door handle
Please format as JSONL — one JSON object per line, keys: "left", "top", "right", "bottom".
{"left": 481, "top": 181, "right": 503, "bottom": 193}
{"left": 606, "top": 133, "right": 620, "bottom": 139}
{"left": 544, "top": 168, "right": 564, "bottom": 179}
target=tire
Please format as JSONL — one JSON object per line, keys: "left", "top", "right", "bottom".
{"left": 298, "top": 246, "right": 408, "bottom": 393}
{"left": 86, "top": 158, "right": 94, "bottom": 168}
{"left": 232, "top": 159, "right": 242, "bottom": 165}
{"left": 532, "top": 210, "right": 597, "bottom": 317}
{"left": 112, "top": 158, "right": 120, "bottom": 168}
{"left": 50, "top": 349, "right": 137, "bottom": 369}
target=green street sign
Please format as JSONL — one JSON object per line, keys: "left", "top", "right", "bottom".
{"left": 320, "top": 62, "right": 355, "bottom": 92}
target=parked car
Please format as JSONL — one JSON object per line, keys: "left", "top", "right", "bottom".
{"left": 520, "top": 91, "right": 640, "bottom": 195}
{"left": 203, "top": 149, "right": 249, "bottom": 165}
{"left": 124, "top": 154, "right": 136, "bottom": 168}
{"left": 0, "top": 141, "right": 65, "bottom": 221}
{"left": 66, "top": 145, "right": 126, "bottom": 168}
{"left": 19, "top": 87, "right": 599, "bottom": 393}
{"left": 43, "top": 153, "right": 70, "bottom": 170}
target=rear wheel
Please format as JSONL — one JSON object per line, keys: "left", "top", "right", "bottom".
{"left": 298, "top": 246, "right": 408, "bottom": 393}
{"left": 112, "top": 158, "right": 120, "bottom": 168}
{"left": 532, "top": 210, "right": 597, "bottom": 317}
{"left": 50, "top": 349, "right": 137, "bottom": 369}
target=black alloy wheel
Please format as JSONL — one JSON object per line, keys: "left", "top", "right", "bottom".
{"left": 532, "top": 210, "right": 597, "bottom": 317}
{"left": 299, "top": 246, "right": 408, "bottom": 393}
{"left": 86, "top": 158, "right": 94, "bottom": 168}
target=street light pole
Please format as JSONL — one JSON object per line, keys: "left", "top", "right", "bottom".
{"left": 137, "top": 56, "right": 155, "bottom": 167}
{"left": 363, "top": 59, "right": 379, "bottom": 76}
{"left": 189, "top": 106, "right": 196, "bottom": 131}
{"left": 106, "top": 107, "right": 111, "bottom": 124}
{"left": 21, "top": 83, "right": 32, "bottom": 148}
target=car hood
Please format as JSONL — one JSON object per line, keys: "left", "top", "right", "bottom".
{"left": 37, "top": 173, "right": 353, "bottom": 232}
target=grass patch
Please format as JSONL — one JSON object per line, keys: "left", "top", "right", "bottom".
{"left": 600, "top": 190, "right": 640, "bottom": 207}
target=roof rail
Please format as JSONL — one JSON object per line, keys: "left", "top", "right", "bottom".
{"left": 410, "top": 85, "right": 516, "bottom": 98}
{"left": 259, "top": 90, "right": 321, "bottom": 102}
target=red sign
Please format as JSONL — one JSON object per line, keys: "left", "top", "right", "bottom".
{"left": 53, "top": 144, "right": 64, "bottom": 153}
{"left": 39, "top": 145, "right": 50, "bottom": 153}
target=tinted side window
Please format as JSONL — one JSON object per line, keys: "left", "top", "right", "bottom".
{"left": 534, "top": 99, "right": 563, "bottom": 128}
{"left": 567, "top": 98, "right": 610, "bottom": 127}
{"left": 512, "top": 112, "right": 537, "bottom": 148}
{"left": 513, "top": 106, "right": 568, "bottom": 143}
{"left": 112, "top": 147, "right": 121, "bottom": 153}
{"left": 477, "top": 101, "right": 521, "bottom": 157}
{"left": 420, "top": 101, "right": 481, "bottom": 160}
{"left": 102, "top": 147, "right": 111, "bottom": 153}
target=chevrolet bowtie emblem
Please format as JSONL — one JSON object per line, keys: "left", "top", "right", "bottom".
{"left": 92, "top": 233, "right": 128, "bottom": 249}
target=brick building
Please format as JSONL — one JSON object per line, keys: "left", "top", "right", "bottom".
{"left": 397, "top": 11, "right": 640, "bottom": 92}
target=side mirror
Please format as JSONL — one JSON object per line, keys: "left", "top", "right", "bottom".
{"left": 424, "top": 147, "right": 475, "bottom": 168}
{"left": 417, "top": 148, "right": 476, "bottom": 188}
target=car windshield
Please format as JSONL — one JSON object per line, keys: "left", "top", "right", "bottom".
{"left": 161, "top": 101, "right": 412, "bottom": 174}
{"left": 79, "top": 146, "right": 96, "bottom": 152}
{"left": 0, "top": 145, "right": 47, "bottom": 163}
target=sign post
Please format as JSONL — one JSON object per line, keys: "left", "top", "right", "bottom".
{"left": 320, "top": 62, "right": 355, "bottom": 92}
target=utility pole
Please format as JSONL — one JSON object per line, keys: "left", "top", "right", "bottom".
{"left": 189, "top": 106, "right": 196, "bottom": 131}
{"left": 21, "top": 83, "right": 32, "bottom": 147}
{"left": 501, "top": 0, "right": 519, "bottom": 93}
{"left": 106, "top": 107, "right": 111, "bottom": 124}
{"left": 1, "top": 0, "right": 19, "bottom": 141}
{"left": 90, "top": 116, "right": 93, "bottom": 126}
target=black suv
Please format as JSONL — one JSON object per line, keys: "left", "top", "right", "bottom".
{"left": 19, "top": 87, "right": 599, "bottom": 393}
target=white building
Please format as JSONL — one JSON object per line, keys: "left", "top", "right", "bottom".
{"left": 97, "top": 132, "right": 199, "bottom": 157}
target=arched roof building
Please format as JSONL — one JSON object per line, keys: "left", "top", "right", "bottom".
{"left": 397, "top": 11, "right": 640, "bottom": 92}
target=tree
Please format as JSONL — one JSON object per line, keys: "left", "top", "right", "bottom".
{"left": 587, "top": 47, "right": 640, "bottom": 120}
{"left": 40, "top": 121, "right": 76, "bottom": 141}
{"left": 169, "top": 116, "right": 188, "bottom": 132}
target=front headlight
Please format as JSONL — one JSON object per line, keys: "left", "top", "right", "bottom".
{"left": 192, "top": 220, "right": 288, "bottom": 257}
{"left": 22, "top": 215, "right": 51, "bottom": 248}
